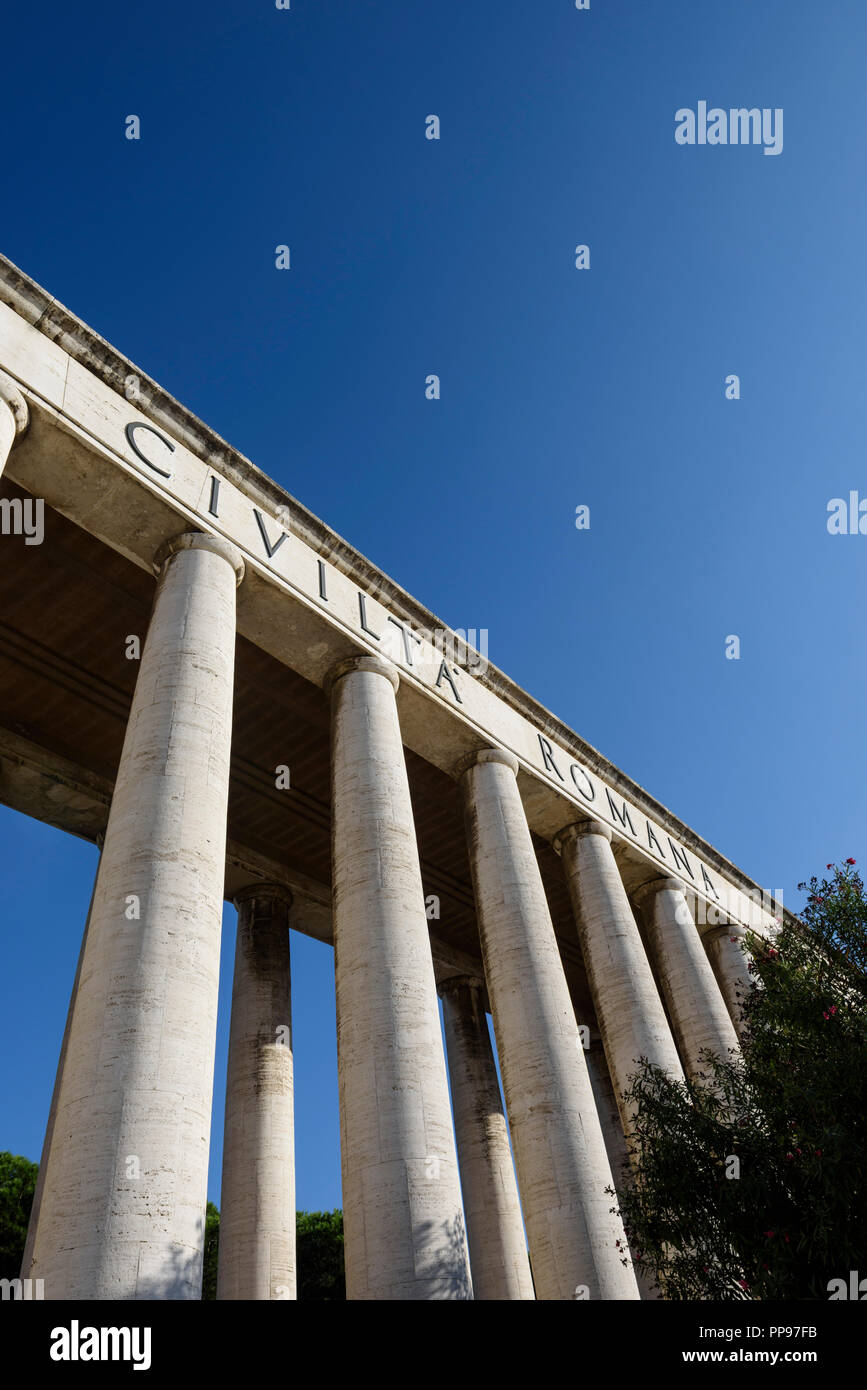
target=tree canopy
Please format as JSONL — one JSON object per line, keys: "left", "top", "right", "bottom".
{"left": 615, "top": 858, "right": 867, "bottom": 1299}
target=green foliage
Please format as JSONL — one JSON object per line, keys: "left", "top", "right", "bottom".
{"left": 201, "top": 1201, "right": 220, "bottom": 1300}
{"left": 199, "top": 1206, "right": 344, "bottom": 1299}
{"left": 0, "top": 1152, "right": 344, "bottom": 1300}
{"left": 615, "top": 859, "right": 867, "bottom": 1299}
{"left": 296, "top": 1209, "right": 345, "bottom": 1301}
{"left": 0, "top": 1152, "right": 37, "bottom": 1280}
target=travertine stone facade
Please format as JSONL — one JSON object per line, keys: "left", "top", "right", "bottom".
{"left": 217, "top": 884, "right": 296, "bottom": 1301}
{"left": 0, "top": 367, "right": 28, "bottom": 476}
{"left": 2, "top": 256, "right": 783, "bottom": 1301}
{"left": 26, "top": 533, "right": 243, "bottom": 1299}
{"left": 439, "top": 976, "right": 534, "bottom": 1300}
{"left": 701, "top": 922, "right": 754, "bottom": 1037}
{"left": 556, "top": 821, "right": 686, "bottom": 1143}
{"left": 458, "top": 749, "right": 639, "bottom": 1301}
{"left": 635, "top": 877, "right": 741, "bottom": 1081}
{"left": 329, "top": 656, "right": 472, "bottom": 1300}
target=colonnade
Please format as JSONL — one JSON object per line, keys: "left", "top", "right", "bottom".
{"left": 18, "top": 529, "right": 752, "bottom": 1300}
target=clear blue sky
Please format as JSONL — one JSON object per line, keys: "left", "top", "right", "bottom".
{"left": 1, "top": 0, "right": 865, "bottom": 1212}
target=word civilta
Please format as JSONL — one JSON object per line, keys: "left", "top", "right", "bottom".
{"left": 675, "top": 102, "right": 783, "bottom": 156}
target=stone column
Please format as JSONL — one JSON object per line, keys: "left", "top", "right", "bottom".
{"left": 21, "top": 835, "right": 104, "bottom": 1280}
{"left": 0, "top": 370, "right": 28, "bottom": 477}
{"left": 217, "top": 884, "right": 296, "bottom": 1301}
{"left": 634, "top": 877, "right": 739, "bottom": 1081}
{"left": 439, "top": 976, "right": 534, "bottom": 1301}
{"left": 585, "top": 1037, "right": 661, "bottom": 1301}
{"left": 701, "top": 922, "right": 754, "bottom": 1037}
{"left": 555, "top": 821, "right": 685, "bottom": 1143}
{"left": 328, "top": 655, "right": 472, "bottom": 1300}
{"left": 458, "top": 748, "right": 639, "bottom": 1301}
{"left": 25, "top": 531, "right": 244, "bottom": 1300}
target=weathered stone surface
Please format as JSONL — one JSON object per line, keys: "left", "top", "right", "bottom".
{"left": 24, "top": 532, "right": 242, "bottom": 1299}
{"left": 458, "top": 749, "right": 639, "bottom": 1301}
{"left": 635, "top": 877, "right": 740, "bottom": 1080}
{"left": 701, "top": 922, "right": 754, "bottom": 1037}
{"left": 440, "top": 976, "right": 534, "bottom": 1300}
{"left": 217, "top": 885, "right": 296, "bottom": 1301}
{"left": 329, "top": 656, "right": 472, "bottom": 1300}
{"left": 556, "top": 821, "right": 685, "bottom": 1142}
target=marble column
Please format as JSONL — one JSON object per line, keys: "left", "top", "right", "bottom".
{"left": 25, "top": 531, "right": 243, "bottom": 1299}
{"left": 701, "top": 922, "right": 754, "bottom": 1037}
{"left": 327, "top": 655, "right": 471, "bottom": 1300}
{"left": 217, "top": 884, "right": 296, "bottom": 1301}
{"left": 0, "top": 369, "right": 28, "bottom": 476}
{"left": 458, "top": 748, "right": 639, "bottom": 1301}
{"left": 555, "top": 821, "right": 685, "bottom": 1143}
{"left": 634, "top": 877, "right": 740, "bottom": 1082}
{"left": 439, "top": 976, "right": 534, "bottom": 1300}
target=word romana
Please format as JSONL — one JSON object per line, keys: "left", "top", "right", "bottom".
{"left": 675, "top": 103, "right": 783, "bottom": 156}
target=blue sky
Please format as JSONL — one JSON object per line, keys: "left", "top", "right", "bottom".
{"left": 1, "top": 0, "right": 865, "bottom": 1211}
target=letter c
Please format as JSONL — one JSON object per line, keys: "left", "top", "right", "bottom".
{"left": 125, "top": 421, "right": 175, "bottom": 478}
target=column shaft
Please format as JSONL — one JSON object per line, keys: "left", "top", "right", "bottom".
{"left": 0, "top": 370, "right": 28, "bottom": 477}
{"left": 557, "top": 822, "right": 685, "bottom": 1142}
{"left": 585, "top": 1039, "right": 660, "bottom": 1300}
{"left": 25, "top": 532, "right": 243, "bottom": 1299}
{"left": 21, "top": 840, "right": 103, "bottom": 1278}
{"left": 217, "top": 885, "right": 296, "bottom": 1300}
{"left": 459, "top": 749, "right": 639, "bottom": 1301}
{"left": 440, "top": 977, "right": 534, "bottom": 1300}
{"left": 636, "top": 878, "right": 740, "bottom": 1081}
{"left": 329, "top": 656, "right": 471, "bottom": 1300}
{"left": 702, "top": 923, "right": 754, "bottom": 1036}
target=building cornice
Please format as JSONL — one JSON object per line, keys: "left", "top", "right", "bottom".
{"left": 0, "top": 251, "right": 793, "bottom": 926}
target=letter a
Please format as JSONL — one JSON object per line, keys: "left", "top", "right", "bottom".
{"left": 826, "top": 499, "right": 847, "bottom": 535}
{"left": 50, "top": 1328, "right": 71, "bottom": 1362}
{"left": 574, "top": 244, "right": 590, "bottom": 269}
{"left": 725, "top": 374, "right": 740, "bottom": 399}
{"left": 674, "top": 109, "right": 695, "bottom": 146}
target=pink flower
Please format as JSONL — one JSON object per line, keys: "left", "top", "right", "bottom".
{"left": 827, "top": 863, "right": 834, "bottom": 869}
{"left": 846, "top": 857, "right": 856, "bottom": 865}
{"left": 764, "top": 1230, "right": 774, "bottom": 1238}
{"left": 738, "top": 1278, "right": 750, "bottom": 1290}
